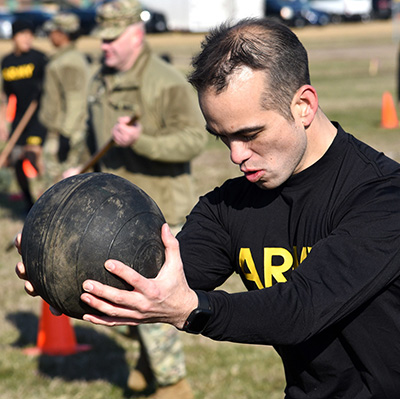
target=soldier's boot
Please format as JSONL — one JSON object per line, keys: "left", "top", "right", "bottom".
{"left": 150, "top": 379, "right": 194, "bottom": 399}
{"left": 127, "top": 346, "right": 155, "bottom": 393}
{"left": 127, "top": 368, "right": 151, "bottom": 392}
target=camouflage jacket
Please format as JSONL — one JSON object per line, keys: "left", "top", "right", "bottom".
{"left": 39, "top": 43, "right": 89, "bottom": 143}
{"left": 88, "top": 43, "right": 207, "bottom": 225}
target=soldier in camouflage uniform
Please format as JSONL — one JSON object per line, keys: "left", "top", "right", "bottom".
{"left": 39, "top": 12, "right": 90, "bottom": 188}
{"left": 65, "top": 1, "right": 207, "bottom": 398}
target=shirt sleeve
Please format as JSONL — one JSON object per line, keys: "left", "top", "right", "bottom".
{"left": 179, "top": 188, "right": 236, "bottom": 291}
{"left": 57, "top": 64, "right": 88, "bottom": 139}
{"left": 180, "top": 176, "right": 400, "bottom": 345}
{"left": 132, "top": 84, "right": 208, "bottom": 163}
{"left": 40, "top": 62, "right": 88, "bottom": 138}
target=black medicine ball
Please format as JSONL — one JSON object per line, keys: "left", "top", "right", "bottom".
{"left": 21, "top": 173, "right": 166, "bottom": 319}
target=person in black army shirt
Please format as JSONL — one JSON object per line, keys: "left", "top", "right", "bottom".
{"left": 16, "top": 18, "right": 400, "bottom": 398}
{"left": 0, "top": 19, "right": 47, "bottom": 212}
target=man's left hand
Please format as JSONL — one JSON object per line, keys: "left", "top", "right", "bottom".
{"left": 112, "top": 116, "right": 141, "bottom": 147}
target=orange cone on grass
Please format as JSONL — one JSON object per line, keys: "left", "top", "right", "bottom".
{"left": 24, "top": 300, "right": 91, "bottom": 356}
{"left": 6, "top": 94, "right": 16, "bottom": 123}
{"left": 381, "top": 91, "right": 399, "bottom": 129}
{"left": 22, "top": 159, "right": 38, "bottom": 178}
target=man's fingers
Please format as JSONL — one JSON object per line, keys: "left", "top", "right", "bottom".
{"left": 82, "top": 312, "right": 140, "bottom": 327}
{"left": 82, "top": 262, "right": 148, "bottom": 303}
{"left": 81, "top": 290, "right": 139, "bottom": 320}
{"left": 15, "top": 261, "right": 27, "bottom": 279}
{"left": 104, "top": 259, "right": 147, "bottom": 289}
{"left": 24, "top": 280, "right": 38, "bottom": 296}
{"left": 16, "top": 261, "right": 38, "bottom": 297}
{"left": 161, "top": 223, "right": 180, "bottom": 259}
{"left": 80, "top": 283, "right": 148, "bottom": 323}
{"left": 118, "top": 115, "right": 132, "bottom": 124}
{"left": 14, "top": 233, "right": 22, "bottom": 255}
{"left": 159, "top": 223, "right": 183, "bottom": 275}
{"left": 81, "top": 263, "right": 142, "bottom": 306}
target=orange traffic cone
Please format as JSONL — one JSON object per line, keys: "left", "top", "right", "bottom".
{"left": 381, "top": 91, "right": 399, "bottom": 129}
{"left": 22, "top": 159, "right": 38, "bottom": 178}
{"left": 24, "top": 300, "right": 91, "bottom": 356}
{"left": 6, "top": 94, "right": 16, "bottom": 123}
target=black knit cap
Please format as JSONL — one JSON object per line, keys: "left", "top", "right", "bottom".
{"left": 12, "top": 19, "right": 34, "bottom": 36}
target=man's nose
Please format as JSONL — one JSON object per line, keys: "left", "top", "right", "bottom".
{"left": 230, "top": 141, "right": 250, "bottom": 165}
{"left": 101, "top": 42, "right": 110, "bottom": 51}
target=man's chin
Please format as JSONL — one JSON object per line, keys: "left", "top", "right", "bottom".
{"left": 255, "top": 178, "right": 281, "bottom": 190}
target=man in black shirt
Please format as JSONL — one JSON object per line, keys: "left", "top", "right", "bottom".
{"left": 16, "top": 19, "right": 400, "bottom": 398}
{"left": 0, "top": 19, "right": 47, "bottom": 212}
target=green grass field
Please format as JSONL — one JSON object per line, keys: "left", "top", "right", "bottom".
{"left": 0, "top": 19, "right": 399, "bottom": 398}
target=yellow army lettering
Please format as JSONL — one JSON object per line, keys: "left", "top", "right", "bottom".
{"left": 2, "top": 63, "right": 35, "bottom": 81}
{"left": 239, "top": 246, "right": 312, "bottom": 288}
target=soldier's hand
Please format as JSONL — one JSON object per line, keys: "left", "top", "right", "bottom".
{"left": 112, "top": 116, "right": 141, "bottom": 147}
{"left": 62, "top": 167, "right": 81, "bottom": 179}
{"left": 14, "top": 234, "right": 37, "bottom": 297}
{"left": 80, "top": 223, "right": 199, "bottom": 329}
{"left": 15, "top": 233, "right": 63, "bottom": 316}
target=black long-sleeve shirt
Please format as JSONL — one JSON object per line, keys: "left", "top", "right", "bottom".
{"left": 178, "top": 124, "right": 400, "bottom": 398}
{"left": 1, "top": 48, "right": 47, "bottom": 144}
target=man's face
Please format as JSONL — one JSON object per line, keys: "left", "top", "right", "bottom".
{"left": 13, "top": 30, "right": 33, "bottom": 54}
{"left": 199, "top": 67, "right": 310, "bottom": 190}
{"left": 101, "top": 26, "right": 136, "bottom": 71}
{"left": 48, "top": 30, "right": 64, "bottom": 47}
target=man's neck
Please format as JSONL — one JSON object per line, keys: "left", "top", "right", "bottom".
{"left": 13, "top": 48, "right": 28, "bottom": 56}
{"left": 304, "top": 109, "right": 338, "bottom": 168}
{"left": 118, "top": 45, "right": 143, "bottom": 72}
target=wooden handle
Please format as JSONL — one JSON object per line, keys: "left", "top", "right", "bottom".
{"left": 79, "top": 138, "right": 114, "bottom": 174}
{"left": 0, "top": 100, "right": 38, "bottom": 168}
{"left": 79, "top": 114, "right": 139, "bottom": 174}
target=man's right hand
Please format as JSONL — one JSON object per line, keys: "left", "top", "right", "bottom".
{"left": 14, "top": 233, "right": 38, "bottom": 297}
{"left": 15, "top": 234, "right": 63, "bottom": 316}
{"left": 62, "top": 167, "right": 81, "bottom": 179}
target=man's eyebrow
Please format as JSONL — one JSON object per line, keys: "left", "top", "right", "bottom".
{"left": 205, "top": 125, "right": 265, "bottom": 137}
{"left": 205, "top": 126, "right": 220, "bottom": 136}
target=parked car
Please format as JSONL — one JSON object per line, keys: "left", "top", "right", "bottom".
{"left": 0, "top": 1, "right": 168, "bottom": 40}
{"left": 140, "top": 8, "right": 168, "bottom": 33}
{"left": 0, "top": 8, "right": 53, "bottom": 39}
{"left": 13, "top": 9, "right": 54, "bottom": 36}
{"left": 372, "top": 0, "right": 392, "bottom": 19}
{"left": 60, "top": 1, "right": 168, "bottom": 35}
{"left": 0, "top": 11, "right": 14, "bottom": 39}
{"left": 265, "top": 0, "right": 331, "bottom": 27}
{"left": 308, "top": 0, "right": 372, "bottom": 22}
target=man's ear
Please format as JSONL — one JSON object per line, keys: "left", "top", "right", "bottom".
{"left": 132, "top": 23, "right": 145, "bottom": 46}
{"left": 291, "top": 85, "right": 318, "bottom": 128}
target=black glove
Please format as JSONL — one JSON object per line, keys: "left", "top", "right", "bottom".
{"left": 57, "top": 135, "right": 71, "bottom": 163}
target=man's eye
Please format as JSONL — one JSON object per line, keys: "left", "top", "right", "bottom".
{"left": 243, "top": 134, "right": 257, "bottom": 142}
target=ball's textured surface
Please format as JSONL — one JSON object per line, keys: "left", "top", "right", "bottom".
{"left": 21, "top": 173, "right": 166, "bottom": 319}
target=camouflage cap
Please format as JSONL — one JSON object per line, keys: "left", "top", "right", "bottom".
{"left": 95, "top": 0, "right": 143, "bottom": 40}
{"left": 43, "top": 12, "right": 80, "bottom": 34}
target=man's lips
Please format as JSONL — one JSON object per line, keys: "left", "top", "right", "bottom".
{"left": 242, "top": 169, "right": 264, "bottom": 183}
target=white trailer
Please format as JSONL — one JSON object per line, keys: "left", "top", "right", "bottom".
{"left": 141, "top": 0, "right": 265, "bottom": 32}
{"left": 308, "top": 0, "right": 372, "bottom": 21}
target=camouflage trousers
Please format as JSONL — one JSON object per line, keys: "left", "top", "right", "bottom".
{"left": 136, "top": 323, "right": 187, "bottom": 386}
{"left": 133, "top": 223, "right": 187, "bottom": 386}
